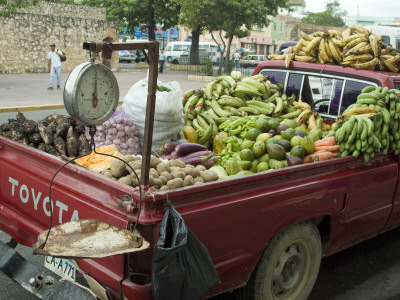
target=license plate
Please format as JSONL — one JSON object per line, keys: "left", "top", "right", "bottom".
{"left": 44, "top": 256, "right": 76, "bottom": 282}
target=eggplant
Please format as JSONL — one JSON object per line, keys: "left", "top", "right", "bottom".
{"left": 287, "top": 155, "right": 304, "bottom": 166}
{"left": 175, "top": 143, "right": 207, "bottom": 157}
{"left": 178, "top": 150, "right": 212, "bottom": 166}
{"left": 161, "top": 139, "right": 187, "bottom": 155}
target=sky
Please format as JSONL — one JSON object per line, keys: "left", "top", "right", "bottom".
{"left": 305, "top": 0, "right": 400, "bottom": 18}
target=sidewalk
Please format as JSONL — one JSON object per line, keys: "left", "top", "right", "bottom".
{"left": 0, "top": 69, "right": 206, "bottom": 108}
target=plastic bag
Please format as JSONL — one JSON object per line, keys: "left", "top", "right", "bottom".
{"left": 122, "top": 75, "right": 184, "bottom": 153}
{"left": 152, "top": 205, "right": 220, "bottom": 300}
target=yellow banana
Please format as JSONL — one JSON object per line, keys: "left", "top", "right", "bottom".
{"left": 305, "top": 37, "right": 323, "bottom": 54}
{"left": 343, "top": 33, "right": 368, "bottom": 44}
{"left": 328, "top": 29, "right": 343, "bottom": 37}
{"left": 388, "top": 54, "right": 400, "bottom": 64}
{"left": 269, "top": 54, "right": 286, "bottom": 60}
{"left": 300, "top": 31, "right": 313, "bottom": 41}
{"left": 308, "top": 114, "right": 317, "bottom": 130}
{"left": 344, "top": 113, "right": 378, "bottom": 120}
{"left": 352, "top": 58, "right": 378, "bottom": 70}
{"left": 344, "top": 54, "right": 374, "bottom": 63}
{"left": 348, "top": 24, "right": 368, "bottom": 34}
{"left": 381, "top": 54, "right": 395, "bottom": 60}
{"left": 381, "top": 59, "right": 399, "bottom": 73}
{"left": 318, "top": 38, "right": 331, "bottom": 63}
{"left": 294, "top": 101, "right": 311, "bottom": 111}
{"left": 293, "top": 39, "right": 304, "bottom": 54}
{"left": 328, "top": 39, "right": 343, "bottom": 62}
{"left": 312, "top": 31, "right": 326, "bottom": 37}
{"left": 296, "top": 109, "right": 312, "bottom": 124}
{"left": 347, "top": 43, "right": 372, "bottom": 56}
{"left": 331, "top": 36, "right": 346, "bottom": 48}
{"left": 294, "top": 55, "right": 314, "bottom": 62}
{"left": 324, "top": 40, "right": 333, "bottom": 59}
{"left": 344, "top": 37, "right": 368, "bottom": 50}
{"left": 342, "top": 28, "right": 352, "bottom": 40}
{"left": 344, "top": 107, "right": 381, "bottom": 116}
{"left": 285, "top": 52, "right": 295, "bottom": 68}
{"left": 368, "top": 34, "right": 379, "bottom": 57}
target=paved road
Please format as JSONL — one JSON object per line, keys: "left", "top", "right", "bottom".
{"left": 1, "top": 64, "right": 400, "bottom": 300}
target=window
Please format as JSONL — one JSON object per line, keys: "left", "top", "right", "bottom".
{"left": 165, "top": 46, "right": 171, "bottom": 51}
{"left": 395, "top": 82, "right": 400, "bottom": 90}
{"left": 183, "top": 45, "right": 191, "bottom": 51}
{"left": 382, "top": 35, "right": 390, "bottom": 46}
{"left": 286, "top": 73, "right": 303, "bottom": 100}
{"left": 340, "top": 80, "right": 371, "bottom": 114}
{"left": 173, "top": 45, "right": 182, "bottom": 51}
{"left": 260, "top": 69, "right": 287, "bottom": 85}
{"left": 259, "top": 45, "right": 264, "bottom": 54}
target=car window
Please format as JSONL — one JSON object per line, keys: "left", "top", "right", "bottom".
{"left": 183, "top": 45, "right": 191, "bottom": 51}
{"left": 165, "top": 46, "right": 171, "bottom": 51}
{"left": 260, "top": 69, "right": 287, "bottom": 85}
{"left": 173, "top": 45, "right": 182, "bottom": 51}
{"left": 395, "top": 82, "right": 400, "bottom": 90}
{"left": 340, "top": 80, "right": 371, "bottom": 114}
{"left": 286, "top": 73, "right": 303, "bottom": 100}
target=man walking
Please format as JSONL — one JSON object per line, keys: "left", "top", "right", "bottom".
{"left": 234, "top": 51, "right": 241, "bottom": 69}
{"left": 159, "top": 49, "right": 165, "bottom": 74}
{"left": 48, "top": 43, "right": 65, "bottom": 90}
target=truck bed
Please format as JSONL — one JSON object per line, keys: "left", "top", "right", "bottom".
{"left": 1, "top": 134, "right": 399, "bottom": 298}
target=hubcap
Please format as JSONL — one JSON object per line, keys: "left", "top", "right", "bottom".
{"left": 272, "top": 241, "right": 310, "bottom": 299}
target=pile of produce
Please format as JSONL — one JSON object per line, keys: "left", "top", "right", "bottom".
{"left": 98, "top": 154, "right": 218, "bottom": 191}
{"left": 85, "top": 108, "right": 140, "bottom": 155}
{"left": 331, "top": 86, "right": 400, "bottom": 161}
{"left": 74, "top": 144, "right": 124, "bottom": 172}
{"left": 269, "top": 24, "right": 400, "bottom": 72}
{"left": 0, "top": 112, "right": 90, "bottom": 157}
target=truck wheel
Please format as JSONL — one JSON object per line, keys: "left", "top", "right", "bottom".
{"left": 167, "top": 56, "right": 172, "bottom": 63}
{"left": 236, "top": 222, "right": 321, "bottom": 300}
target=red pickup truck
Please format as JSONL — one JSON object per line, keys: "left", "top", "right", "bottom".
{"left": 1, "top": 62, "right": 400, "bottom": 300}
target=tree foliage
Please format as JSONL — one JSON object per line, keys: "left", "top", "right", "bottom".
{"left": 302, "top": 0, "right": 346, "bottom": 27}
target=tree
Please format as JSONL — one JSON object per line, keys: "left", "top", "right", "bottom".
{"left": 80, "top": 0, "right": 180, "bottom": 41}
{"left": 302, "top": 0, "right": 346, "bottom": 27}
{"left": 205, "top": 0, "right": 289, "bottom": 72}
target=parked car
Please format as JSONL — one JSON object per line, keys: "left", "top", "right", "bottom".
{"left": 118, "top": 50, "right": 135, "bottom": 63}
{"left": 239, "top": 54, "right": 269, "bottom": 68}
{"left": 171, "top": 48, "right": 219, "bottom": 65}
{"left": 277, "top": 41, "right": 297, "bottom": 54}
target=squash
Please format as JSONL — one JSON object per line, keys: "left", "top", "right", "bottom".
{"left": 183, "top": 126, "right": 198, "bottom": 143}
{"left": 74, "top": 144, "right": 124, "bottom": 172}
{"left": 213, "top": 131, "right": 228, "bottom": 154}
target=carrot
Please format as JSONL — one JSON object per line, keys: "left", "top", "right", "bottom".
{"left": 314, "top": 136, "right": 336, "bottom": 147}
{"left": 331, "top": 152, "right": 339, "bottom": 158}
{"left": 304, "top": 151, "right": 334, "bottom": 163}
{"left": 315, "top": 145, "right": 341, "bottom": 152}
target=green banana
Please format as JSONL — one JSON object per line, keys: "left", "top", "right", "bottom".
{"left": 218, "top": 97, "right": 244, "bottom": 108}
{"left": 222, "top": 106, "right": 241, "bottom": 116}
{"left": 200, "top": 112, "right": 218, "bottom": 136}
{"left": 361, "top": 86, "right": 377, "bottom": 94}
{"left": 274, "top": 97, "right": 284, "bottom": 114}
{"left": 207, "top": 108, "right": 220, "bottom": 120}
{"left": 279, "top": 109, "right": 303, "bottom": 119}
{"left": 234, "top": 86, "right": 263, "bottom": 97}
{"left": 211, "top": 99, "right": 231, "bottom": 117}
{"left": 184, "top": 94, "right": 199, "bottom": 113}
{"left": 238, "top": 106, "right": 260, "bottom": 115}
{"left": 182, "top": 89, "right": 195, "bottom": 105}
{"left": 357, "top": 92, "right": 380, "bottom": 101}
{"left": 204, "top": 81, "right": 216, "bottom": 100}
{"left": 380, "top": 107, "right": 390, "bottom": 124}
{"left": 196, "top": 114, "right": 209, "bottom": 129}
{"left": 198, "top": 123, "right": 214, "bottom": 145}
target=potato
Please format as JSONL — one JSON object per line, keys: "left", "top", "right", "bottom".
{"left": 156, "top": 162, "right": 171, "bottom": 174}
{"left": 183, "top": 175, "right": 194, "bottom": 186}
{"left": 185, "top": 164, "right": 195, "bottom": 168}
{"left": 166, "top": 178, "right": 184, "bottom": 189}
{"left": 150, "top": 168, "right": 159, "bottom": 178}
{"left": 159, "top": 175, "right": 168, "bottom": 185}
{"left": 196, "top": 164, "right": 206, "bottom": 171}
{"left": 123, "top": 155, "right": 139, "bottom": 163}
{"left": 110, "top": 159, "right": 126, "bottom": 178}
{"left": 193, "top": 176, "right": 204, "bottom": 184}
{"left": 194, "top": 181, "right": 203, "bottom": 185}
{"left": 184, "top": 166, "right": 199, "bottom": 178}
{"left": 159, "top": 185, "right": 169, "bottom": 191}
{"left": 130, "top": 174, "right": 140, "bottom": 187}
{"left": 171, "top": 169, "right": 186, "bottom": 180}
{"left": 200, "top": 170, "right": 219, "bottom": 182}
{"left": 168, "top": 159, "right": 186, "bottom": 168}
{"left": 128, "top": 160, "right": 142, "bottom": 172}
{"left": 160, "top": 171, "right": 174, "bottom": 181}
{"left": 102, "top": 170, "right": 113, "bottom": 179}
{"left": 118, "top": 176, "right": 133, "bottom": 186}
{"left": 150, "top": 155, "right": 162, "bottom": 168}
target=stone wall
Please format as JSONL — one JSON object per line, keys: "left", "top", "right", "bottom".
{"left": 0, "top": 2, "right": 119, "bottom": 74}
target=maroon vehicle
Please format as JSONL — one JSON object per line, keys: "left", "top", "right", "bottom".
{"left": 1, "top": 62, "right": 400, "bottom": 300}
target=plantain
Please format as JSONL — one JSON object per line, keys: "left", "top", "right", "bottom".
{"left": 331, "top": 36, "right": 346, "bottom": 48}
{"left": 387, "top": 54, "right": 400, "bottom": 64}
{"left": 318, "top": 38, "right": 332, "bottom": 63}
{"left": 346, "top": 44, "right": 372, "bottom": 56}
{"left": 324, "top": 39, "right": 333, "bottom": 60}
{"left": 348, "top": 24, "right": 368, "bottom": 34}
{"left": 293, "top": 39, "right": 304, "bottom": 54}
{"left": 285, "top": 52, "right": 295, "bottom": 68}
{"left": 381, "top": 59, "right": 399, "bottom": 73}
{"left": 342, "top": 28, "right": 352, "bottom": 40}
{"left": 300, "top": 31, "right": 313, "bottom": 41}
{"left": 343, "top": 53, "right": 374, "bottom": 63}
{"left": 328, "top": 29, "right": 342, "bottom": 37}
{"left": 344, "top": 106, "right": 380, "bottom": 116}
{"left": 368, "top": 34, "right": 379, "bottom": 57}
{"left": 328, "top": 39, "right": 343, "bottom": 62}
{"left": 305, "top": 37, "right": 323, "bottom": 54}
{"left": 352, "top": 58, "right": 378, "bottom": 70}
{"left": 343, "top": 33, "right": 368, "bottom": 44}
{"left": 294, "top": 55, "right": 314, "bottom": 62}
{"left": 269, "top": 54, "right": 286, "bottom": 60}
{"left": 308, "top": 114, "right": 317, "bottom": 130}
{"left": 296, "top": 109, "right": 312, "bottom": 124}
{"left": 344, "top": 37, "right": 368, "bottom": 51}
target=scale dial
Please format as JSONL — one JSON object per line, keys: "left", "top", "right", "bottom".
{"left": 64, "top": 62, "right": 119, "bottom": 126}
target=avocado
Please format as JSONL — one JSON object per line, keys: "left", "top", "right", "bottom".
{"left": 266, "top": 143, "right": 287, "bottom": 160}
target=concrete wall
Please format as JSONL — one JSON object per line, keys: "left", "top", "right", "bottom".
{"left": 0, "top": 2, "right": 119, "bottom": 74}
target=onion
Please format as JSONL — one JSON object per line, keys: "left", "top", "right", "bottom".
{"left": 115, "top": 124, "right": 122, "bottom": 130}
{"left": 120, "top": 143, "right": 128, "bottom": 150}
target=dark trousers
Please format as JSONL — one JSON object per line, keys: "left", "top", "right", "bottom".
{"left": 159, "top": 60, "right": 165, "bottom": 73}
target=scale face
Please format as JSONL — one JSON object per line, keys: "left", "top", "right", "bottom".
{"left": 64, "top": 62, "right": 119, "bottom": 126}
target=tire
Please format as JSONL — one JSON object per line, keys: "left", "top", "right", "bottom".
{"left": 167, "top": 56, "right": 172, "bottom": 63}
{"left": 236, "top": 222, "right": 321, "bottom": 300}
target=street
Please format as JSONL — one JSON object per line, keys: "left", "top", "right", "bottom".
{"left": 1, "top": 66, "right": 400, "bottom": 300}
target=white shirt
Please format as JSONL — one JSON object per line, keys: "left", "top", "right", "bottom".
{"left": 234, "top": 52, "right": 240, "bottom": 61}
{"left": 159, "top": 53, "right": 166, "bottom": 61}
{"left": 48, "top": 49, "right": 63, "bottom": 67}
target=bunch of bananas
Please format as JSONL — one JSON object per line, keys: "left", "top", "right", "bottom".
{"left": 269, "top": 24, "right": 400, "bottom": 73}
{"left": 332, "top": 86, "right": 400, "bottom": 162}
{"left": 182, "top": 72, "right": 287, "bottom": 146}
